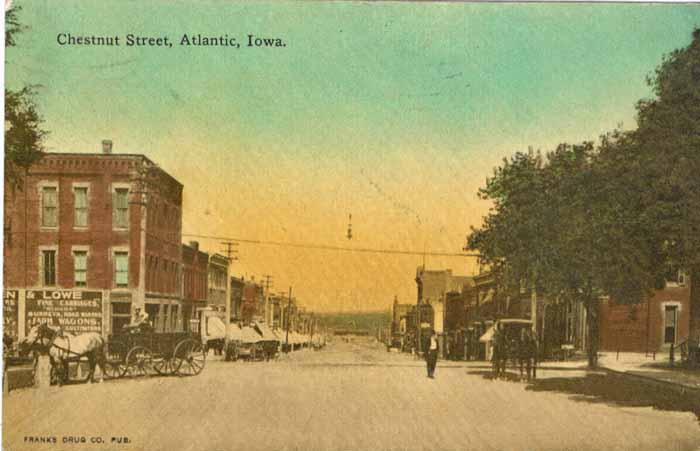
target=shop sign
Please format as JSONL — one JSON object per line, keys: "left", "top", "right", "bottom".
{"left": 25, "top": 290, "right": 102, "bottom": 335}
{"left": 3, "top": 290, "right": 19, "bottom": 340}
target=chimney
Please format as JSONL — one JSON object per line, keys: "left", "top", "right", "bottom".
{"left": 189, "top": 241, "right": 199, "bottom": 251}
{"left": 101, "top": 139, "right": 113, "bottom": 154}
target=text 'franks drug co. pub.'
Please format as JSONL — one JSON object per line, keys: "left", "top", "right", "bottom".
{"left": 2, "top": 140, "right": 194, "bottom": 341}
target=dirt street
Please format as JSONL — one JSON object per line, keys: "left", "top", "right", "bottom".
{"left": 4, "top": 338, "right": 700, "bottom": 451}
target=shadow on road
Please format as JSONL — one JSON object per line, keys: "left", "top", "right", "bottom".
{"left": 468, "top": 369, "right": 700, "bottom": 426}
{"left": 468, "top": 369, "right": 526, "bottom": 383}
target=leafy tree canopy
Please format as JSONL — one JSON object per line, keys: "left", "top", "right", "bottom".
{"left": 4, "top": 6, "right": 46, "bottom": 191}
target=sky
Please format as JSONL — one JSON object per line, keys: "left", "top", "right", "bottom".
{"left": 6, "top": 0, "right": 700, "bottom": 313}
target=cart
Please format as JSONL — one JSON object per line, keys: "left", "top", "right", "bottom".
{"left": 481, "top": 319, "right": 536, "bottom": 380}
{"left": 106, "top": 331, "right": 205, "bottom": 378}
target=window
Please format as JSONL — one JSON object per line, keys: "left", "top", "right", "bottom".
{"left": 74, "top": 187, "right": 88, "bottom": 227}
{"left": 114, "top": 252, "right": 129, "bottom": 287}
{"left": 42, "top": 250, "right": 56, "bottom": 286}
{"left": 73, "top": 251, "right": 87, "bottom": 287}
{"left": 111, "top": 302, "right": 132, "bottom": 333}
{"left": 41, "top": 187, "right": 58, "bottom": 227}
{"left": 664, "top": 305, "right": 678, "bottom": 344}
{"left": 152, "top": 257, "right": 158, "bottom": 291}
{"left": 145, "top": 304, "right": 160, "bottom": 333}
{"left": 678, "top": 271, "right": 688, "bottom": 287}
{"left": 113, "top": 188, "right": 129, "bottom": 229}
{"left": 163, "top": 305, "right": 170, "bottom": 332}
{"left": 664, "top": 266, "right": 687, "bottom": 287}
{"left": 171, "top": 305, "right": 179, "bottom": 331}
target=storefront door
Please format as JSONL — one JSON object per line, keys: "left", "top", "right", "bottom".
{"left": 664, "top": 305, "right": 678, "bottom": 344}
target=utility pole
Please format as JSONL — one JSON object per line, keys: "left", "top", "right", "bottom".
{"left": 262, "top": 274, "right": 273, "bottom": 324}
{"left": 129, "top": 163, "right": 153, "bottom": 323}
{"left": 285, "top": 286, "right": 292, "bottom": 353}
{"left": 221, "top": 241, "right": 239, "bottom": 343}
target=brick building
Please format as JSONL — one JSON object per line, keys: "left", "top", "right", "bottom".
{"left": 599, "top": 271, "right": 691, "bottom": 354}
{"left": 268, "top": 293, "right": 283, "bottom": 328}
{"left": 414, "top": 267, "right": 473, "bottom": 334}
{"left": 207, "top": 253, "right": 228, "bottom": 310}
{"left": 3, "top": 142, "right": 184, "bottom": 336}
{"left": 230, "top": 276, "right": 245, "bottom": 321}
{"left": 240, "top": 280, "right": 264, "bottom": 324}
{"left": 182, "top": 241, "right": 209, "bottom": 331}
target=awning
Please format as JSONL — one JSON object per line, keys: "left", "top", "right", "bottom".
{"left": 240, "top": 326, "right": 262, "bottom": 344}
{"left": 227, "top": 324, "right": 243, "bottom": 341}
{"left": 273, "top": 329, "right": 287, "bottom": 342}
{"left": 479, "top": 325, "right": 496, "bottom": 343}
{"left": 204, "top": 316, "right": 226, "bottom": 340}
{"left": 254, "top": 322, "right": 279, "bottom": 342}
{"left": 289, "top": 332, "right": 299, "bottom": 344}
{"left": 480, "top": 289, "right": 495, "bottom": 305}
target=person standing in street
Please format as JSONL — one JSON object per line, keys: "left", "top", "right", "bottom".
{"left": 425, "top": 330, "right": 439, "bottom": 378}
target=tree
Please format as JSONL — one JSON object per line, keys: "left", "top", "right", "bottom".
{"left": 466, "top": 149, "right": 556, "bottom": 360}
{"left": 545, "top": 138, "right": 662, "bottom": 367}
{"left": 467, "top": 150, "right": 549, "bottom": 286}
{"left": 467, "top": 29, "right": 700, "bottom": 368}
{"left": 468, "top": 139, "right": 660, "bottom": 367}
{"left": 634, "top": 29, "right": 700, "bottom": 355}
{"left": 4, "top": 6, "right": 47, "bottom": 192}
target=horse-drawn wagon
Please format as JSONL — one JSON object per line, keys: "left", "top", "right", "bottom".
{"left": 19, "top": 323, "right": 205, "bottom": 386}
{"left": 106, "top": 330, "right": 205, "bottom": 378}
{"left": 480, "top": 319, "right": 538, "bottom": 381}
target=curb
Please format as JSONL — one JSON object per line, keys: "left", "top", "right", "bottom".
{"left": 599, "top": 365, "right": 700, "bottom": 395}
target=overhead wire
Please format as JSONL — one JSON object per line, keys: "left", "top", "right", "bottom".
{"left": 182, "top": 233, "right": 480, "bottom": 258}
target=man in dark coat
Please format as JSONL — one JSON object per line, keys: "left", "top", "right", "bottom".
{"left": 425, "top": 330, "right": 439, "bottom": 378}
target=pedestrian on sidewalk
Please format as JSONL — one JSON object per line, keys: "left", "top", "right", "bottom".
{"left": 425, "top": 330, "right": 439, "bottom": 378}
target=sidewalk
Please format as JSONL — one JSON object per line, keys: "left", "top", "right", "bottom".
{"left": 598, "top": 352, "right": 700, "bottom": 392}
{"left": 454, "top": 351, "right": 700, "bottom": 392}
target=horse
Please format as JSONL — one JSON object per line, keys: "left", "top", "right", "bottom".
{"left": 492, "top": 329, "right": 509, "bottom": 379}
{"left": 517, "top": 330, "right": 538, "bottom": 381}
{"left": 21, "top": 324, "right": 107, "bottom": 385}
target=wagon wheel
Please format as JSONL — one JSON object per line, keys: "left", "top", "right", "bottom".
{"left": 152, "top": 356, "right": 175, "bottom": 376}
{"left": 125, "top": 346, "right": 153, "bottom": 377}
{"left": 104, "top": 341, "right": 128, "bottom": 379}
{"left": 173, "top": 339, "right": 205, "bottom": 376}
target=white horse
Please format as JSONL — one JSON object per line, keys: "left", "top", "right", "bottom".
{"left": 21, "top": 324, "right": 107, "bottom": 385}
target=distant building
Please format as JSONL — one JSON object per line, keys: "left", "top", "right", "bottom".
{"left": 391, "top": 296, "right": 412, "bottom": 335}
{"left": 207, "top": 253, "right": 228, "bottom": 310}
{"left": 240, "top": 279, "right": 263, "bottom": 324}
{"left": 269, "top": 293, "right": 284, "bottom": 328}
{"left": 230, "top": 276, "right": 245, "bottom": 321}
{"left": 182, "top": 241, "right": 209, "bottom": 331}
{"left": 415, "top": 267, "right": 473, "bottom": 334}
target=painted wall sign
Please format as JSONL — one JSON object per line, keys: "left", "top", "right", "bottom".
{"left": 3, "top": 290, "right": 19, "bottom": 340}
{"left": 25, "top": 290, "right": 102, "bottom": 335}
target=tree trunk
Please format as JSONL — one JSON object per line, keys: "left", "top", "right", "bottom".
{"left": 585, "top": 293, "right": 599, "bottom": 369}
{"left": 531, "top": 281, "right": 538, "bottom": 334}
{"left": 689, "top": 266, "right": 700, "bottom": 367}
